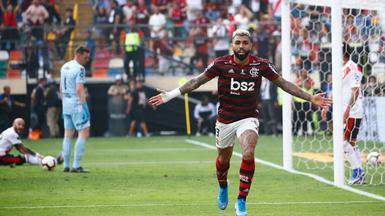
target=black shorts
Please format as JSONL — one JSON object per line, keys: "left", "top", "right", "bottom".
{"left": 0, "top": 154, "right": 25, "bottom": 165}
{"left": 344, "top": 118, "right": 362, "bottom": 141}
{"left": 132, "top": 109, "right": 145, "bottom": 122}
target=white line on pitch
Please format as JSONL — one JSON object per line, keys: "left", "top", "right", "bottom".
{"left": 185, "top": 139, "right": 385, "bottom": 202}
{"left": 92, "top": 148, "right": 207, "bottom": 152}
{"left": 81, "top": 160, "right": 217, "bottom": 166}
{"left": 0, "top": 200, "right": 381, "bottom": 209}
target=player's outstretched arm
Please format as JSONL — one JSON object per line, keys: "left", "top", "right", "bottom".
{"left": 273, "top": 76, "right": 333, "bottom": 108}
{"left": 149, "top": 73, "right": 212, "bottom": 106}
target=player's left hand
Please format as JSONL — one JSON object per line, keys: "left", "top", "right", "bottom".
{"left": 311, "top": 92, "right": 333, "bottom": 108}
{"left": 148, "top": 89, "right": 166, "bottom": 107}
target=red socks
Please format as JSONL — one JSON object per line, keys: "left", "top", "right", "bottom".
{"left": 238, "top": 158, "right": 255, "bottom": 199}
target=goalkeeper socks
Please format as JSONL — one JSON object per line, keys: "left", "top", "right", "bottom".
{"left": 216, "top": 157, "right": 230, "bottom": 188}
{"left": 353, "top": 145, "right": 363, "bottom": 168}
{"left": 73, "top": 137, "right": 86, "bottom": 168}
{"left": 344, "top": 141, "right": 360, "bottom": 169}
{"left": 238, "top": 158, "right": 255, "bottom": 199}
{"left": 24, "top": 154, "right": 42, "bottom": 165}
{"left": 62, "top": 137, "right": 72, "bottom": 168}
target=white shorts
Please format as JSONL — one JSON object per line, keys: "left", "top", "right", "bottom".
{"left": 215, "top": 117, "right": 259, "bottom": 149}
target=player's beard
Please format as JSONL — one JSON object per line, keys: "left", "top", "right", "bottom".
{"left": 234, "top": 49, "right": 251, "bottom": 61}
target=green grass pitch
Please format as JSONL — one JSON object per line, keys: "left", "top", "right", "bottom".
{"left": 0, "top": 136, "right": 384, "bottom": 216}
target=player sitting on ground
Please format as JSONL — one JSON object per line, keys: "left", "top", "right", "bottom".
{"left": 0, "top": 118, "right": 63, "bottom": 167}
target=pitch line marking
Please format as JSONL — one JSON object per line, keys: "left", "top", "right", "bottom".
{"left": 185, "top": 139, "right": 385, "bottom": 202}
{"left": 93, "top": 148, "right": 207, "bottom": 152}
{"left": 0, "top": 200, "right": 381, "bottom": 209}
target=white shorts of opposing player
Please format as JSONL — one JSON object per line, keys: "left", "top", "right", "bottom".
{"left": 215, "top": 117, "right": 259, "bottom": 149}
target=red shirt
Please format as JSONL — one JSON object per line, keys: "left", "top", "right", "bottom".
{"left": 204, "top": 55, "right": 279, "bottom": 123}
{"left": 3, "top": 11, "right": 17, "bottom": 27}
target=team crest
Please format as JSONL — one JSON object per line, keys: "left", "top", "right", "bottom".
{"left": 249, "top": 67, "right": 259, "bottom": 77}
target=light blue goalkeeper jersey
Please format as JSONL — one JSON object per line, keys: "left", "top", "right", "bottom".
{"left": 60, "top": 60, "right": 86, "bottom": 114}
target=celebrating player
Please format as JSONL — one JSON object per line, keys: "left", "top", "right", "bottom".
{"left": 0, "top": 118, "right": 62, "bottom": 167}
{"left": 322, "top": 47, "right": 365, "bottom": 184}
{"left": 149, "top": 29, "right": 332, "bottom": 216}
{"left": 60, "top": 45, "right": 91, "bottom": 173}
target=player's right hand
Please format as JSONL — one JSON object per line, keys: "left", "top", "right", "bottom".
{"left": 149, "top": 89, "right": 166, "bottom": 107}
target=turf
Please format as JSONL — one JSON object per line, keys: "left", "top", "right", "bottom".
{"left": 0, "top": 136, "right": 384, "bottom": 216}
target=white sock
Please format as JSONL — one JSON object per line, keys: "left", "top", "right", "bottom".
{"left": 353, "top": 145, "right": 363, "bottom": 169}
{"left": 24, "top": 154, "right": 42, "bottom": 165}
{"left": 343, "top": 141, "right": 360, "bottom": 169}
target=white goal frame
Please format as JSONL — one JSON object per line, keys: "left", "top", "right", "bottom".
{"left": 281, "top": 0, "right": 385, "bottom": 186}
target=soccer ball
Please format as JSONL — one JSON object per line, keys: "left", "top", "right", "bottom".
{"left": 366, "top": 152, "right": 381, "bottom": 166}
{"left": 41, "top": 156, "right": 56, "bottom": 171}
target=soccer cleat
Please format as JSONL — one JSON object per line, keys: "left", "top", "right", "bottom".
{"left": 71, "top": 167, "right": 90, "bottom": 173}
{"left": 63, "top": 167, "right": 70, "bottom": 172}
{"left": 56, "top": 154, "right": 64, "bottom": 165}
{"left": 348, "top": 168, "right": 365, "bottom": 184}
{"left": 218, "top": 182, "right": 229, "bottom": 210}
{"left": 235, "top": 198, "right": 247, "bottom": 216}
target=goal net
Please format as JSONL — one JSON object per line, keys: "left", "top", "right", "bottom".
{"left": 282, "top": 0, "right": 385, "bottom": 185}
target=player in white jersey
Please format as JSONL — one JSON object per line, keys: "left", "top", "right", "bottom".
{"left": 0, "top": 118, "right": 62, "bottom": 166}
{"left": 60, "top": 45, "right": 91, "bottom": 173}
{"left": 322, "top": 49, "right": 365, "bottom": 184}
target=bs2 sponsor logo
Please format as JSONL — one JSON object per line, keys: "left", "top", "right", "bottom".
{"left": 230, "top": 78, "right": 255, "bottom": 92}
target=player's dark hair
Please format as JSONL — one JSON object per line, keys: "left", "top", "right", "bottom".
{"left": 75, "top": 45, "right": 90, "bottom": 54}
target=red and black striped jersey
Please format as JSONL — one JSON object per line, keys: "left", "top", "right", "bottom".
{"left": 204, "top": 55, "right": 279, "bottom": 124}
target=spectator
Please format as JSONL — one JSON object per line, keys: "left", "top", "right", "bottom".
{"left": 127, "top": 80, "right": 149, "bottom": 137}
{"left": 192, "top": 10, "right": 210, "bottom": 34}
{"left": 253, "top": 26, "right": 270, "bottom": 59}
{"left": 0, "top": 86, "right": 26, "bottom": 132}
{"left": 194, "top": 95, "right": 216, "bottom": 136}
{"left": 44, "top": 79, "right": 61, "bottom": 137}
{"left": 190, "top": 27, "right": 209, "bottom": 73}
{"left": 135, "top": 0, "right": 150, "bottom": 40}
{"left": 211, "top": 16, "right": 230, "bottom": 57}
{"left": 107, "top": 0, "right": 123, "bottom": 54}
{"left": 260, "top": 77, "right": 278, "bottom": 136}
{"left": 29, "top": 77, "right": 47, "bottom": 140}
{"left": 0, "top": 1, "right": 20, "bottom": 51}
{"left": 23, "top": 0, "right": 49, "bottom": 41}
{"left": 55, "top": 8, "right": 75, "bottom": 59}
{"left": 151, "top": 0, "right": 168, "bottom": 14}
{"left": 293, "top": 70, "right": 315, "bottom": 136}
{"left": 42, "top": 0, "right": 61, "bottom": 25}
{"left": 148, "top": 6, "right": 166, "bottom": 68}
{"left": 121, "top": 0, "right": 136, "bottom": 24}
{"left": 24, "top": 29, "right": 39, "bottom": 79}
{"left": 170, "top": 1, "right": 187, "bottom": 40}
{"left": 107, "top": 75, "right": 129, "bottom": 136}
{"left": 123, "top": 19, "right": 143, "bottom": 80}
{"left": 92, "top": 0, "right": 109, "bottom": 40}
{"left": 234, "top": 5, "right": 253, "bottom": 30}
{"left": 157, "top": 31, "right": 174, "bottom": 76}
{"left": 85, "top": 28, "right": 96, "bottom": 76}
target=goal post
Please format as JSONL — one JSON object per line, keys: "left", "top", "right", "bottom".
{"left": 281, "top": 0, "right": 385, "bottom": 186}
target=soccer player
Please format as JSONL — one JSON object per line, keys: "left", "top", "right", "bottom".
{"left": 149, "top": 29, "right": 332, "bottom": 216}
{"left": 60, "top": 45, "right": 91, "bottom": 173}
{"left": 321, "top": 49, "right": 365, "bottom": 184}
{"left": 0, "top": 118, "right": 61, "bottom": 166}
